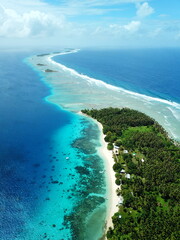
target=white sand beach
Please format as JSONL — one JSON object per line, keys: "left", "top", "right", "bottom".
{"left": 79, "top": 111, "right": 119, "bottom": 235}
{"left": 96, "top": 122, "right": 119, "bottom": 231}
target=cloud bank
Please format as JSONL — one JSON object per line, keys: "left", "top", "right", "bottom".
{"left": 0, "top": 5, "right": 64, "bottom": 38}
{"left": 0, "top": 0, "right": 179, "bottom": 49}
{"left": 136, "top": 2, "right": 154, "bottom": 18}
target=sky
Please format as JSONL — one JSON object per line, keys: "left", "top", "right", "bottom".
{"left": 0, "top": 0, "right": 180, "bottom": 49}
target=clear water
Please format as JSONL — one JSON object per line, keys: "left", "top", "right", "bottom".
{"left": 0, "top": 51, "right": 107, "bottom": 240}
{"left": 53, "top": 49, "right": 180, "bottom": 104}
{"left": 1, "top": 48, "right": 179, "bottom": 240}
{"left": 28, "top": 49, "right": 180, "bottom": 141}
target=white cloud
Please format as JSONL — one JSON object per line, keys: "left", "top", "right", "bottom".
{"left": 39, "top": 0, "right": 146, "bottom": 17}
{"left": 0, "top": 5, "right": 64, "bottom": 38}
{"left": 0, "top": 0, "right": 179, "bottom": 48}
{"left": 158, "top": 14, "right": 169, "bottom": 18}
{"left": 109, "top": 21, "right": 141, "bottom": 35}
{"left": 136, "top": 2, "right": 154, "bottom": 18}
{"left": 150, "top": 27, "right": 162, "bottom": 37}
{"left": 124, "top": 21, "right": 141, "bottom": 33}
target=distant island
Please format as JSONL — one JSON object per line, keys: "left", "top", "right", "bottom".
{"left": 37, "top": 63, "right": 47, "bottom": 66}
{"left": 44, "top": 69, "right": 58, "bottom": 73}
{"left": 82, "top": 108, "right": 180, "bottom": 240}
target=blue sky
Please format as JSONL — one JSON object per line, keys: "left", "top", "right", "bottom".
{"left": 43, "top": 0, "right": 180, "bottom": 20}
{"left": 0, "top": 0, "right": 180, "bottom": 49}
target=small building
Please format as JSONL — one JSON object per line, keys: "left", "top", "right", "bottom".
{"left": 114, "top": 145, "right": 120, "bottom": 149}
{"left": 120, "top": 169, "right": 125, "bottom": 173}
{"left": 125, "top": 173, "right": 131, "bottom": 179}
{"left": 141, "top": 158, "right": 145, "bottom": 163}
{"left": 118, "top": 196, "right": 123, "bottom": 205}
{"left": 123, "top": 150, "right": 128, "bottom": 154}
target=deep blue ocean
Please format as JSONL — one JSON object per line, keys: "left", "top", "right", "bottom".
{"left": 53, "top": 48, "right": 180, "bottom": 104}
{"left": 0, "top": 51, "right": 107, "bottom": 240}
{"left": 0, "top": 52, "right": 72, "bottom": 239}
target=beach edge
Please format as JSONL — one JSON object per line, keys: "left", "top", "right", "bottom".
{"left": 78, "top": 111, "right": 119, "bottom": 238}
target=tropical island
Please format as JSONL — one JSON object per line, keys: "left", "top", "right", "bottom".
{"left": 82, "top": 107, "right": 180, "bottom": 240}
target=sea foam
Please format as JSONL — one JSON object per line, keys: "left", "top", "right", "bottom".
{"left": 29, "top": 49, "right": 180, "bottom": 141}
{"left": 48, "top": 51, "right": 180, "bottom": 110}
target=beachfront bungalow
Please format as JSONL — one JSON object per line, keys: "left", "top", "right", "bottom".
{"left": 113, "top": 145, "right": 120, "bottom": 155}
{"left": 120, "top": 169, "right": 125, "bottom": 174}
{"left": 125, "top": 173, "right": 131, "bottom": 179}
{"left": 114, "top": 145, "right": 120, "bottom": 149}
{"left": 123, "top": 150, "right": 128, "bottom": 154}
{"left": 118, "top": 196, "right": 123, "bottom": 205}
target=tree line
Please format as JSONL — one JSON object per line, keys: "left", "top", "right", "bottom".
{"left": 82, "top": 107, "right": 180, "bottom": 240}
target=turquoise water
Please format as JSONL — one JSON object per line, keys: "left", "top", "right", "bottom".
{"left": 6, "top": 47, "right": 178, "bottom": 240}
{"left": 0, "top": 51, "right": 107, "bottom": 240}
{"left": 15, "top": 113, "right": 107, "bottom": 240}
{"left": 54, "top": 49, "right": 180, "bottom": 104}
{"left": 28, "top": 49, "right": 180, "bottom": 141}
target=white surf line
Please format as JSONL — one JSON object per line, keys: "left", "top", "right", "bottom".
{"left": 41, "top": 50, "right": 180, "bottom": 110}
{"left": 167, "top": 107, "right": 180, "bottom": 121}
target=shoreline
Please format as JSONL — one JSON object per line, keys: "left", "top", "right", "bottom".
{"left": 79, "top": 111, "right": 119, "bottom": 237}
{"left": 48, "top": 52, "right": 180, "bottom": 109}
{"left": 96, "top": 121, "right": 119, "bottom": 233}
{"left": 28, "top": 52, "right": 180, "bottom": 142}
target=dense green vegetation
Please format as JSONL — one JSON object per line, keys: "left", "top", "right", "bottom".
{"left": 82, "top": 108, "right": 180, "bottom": 240}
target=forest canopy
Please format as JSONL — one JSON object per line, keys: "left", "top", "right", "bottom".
{"left": 82, "top": 108, "right": 180, "bottom": 240}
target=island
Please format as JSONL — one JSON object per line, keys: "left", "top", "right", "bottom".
{"left": 37, "top": 53, "right": 50, "bottom": 57}
{"left": 44, "top": 69, "right": 58, "bottom": 73}
{"left": 82, "top": 107, "right": 180, "bottom": 240}
{"left": 37, "top": 63, "right": 47, "bottom": 66}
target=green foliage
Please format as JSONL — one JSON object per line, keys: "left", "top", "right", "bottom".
{"left": 82, "top": 107, "right": 180, "bottom": 240}
{"left": 106, "top": 227, "right": 113, "bottom": 239}
{"left": 123, "top": 191, "right": 134, "bottom": 207}
{"left": 107, "top": 143, "right": 113, "bottom": 150}
{"left": 82, "top": 107, "right": 155, "bottom": 130}
{"left": 115, "top": 172, "right": 121, "bottom": 178}
{"left": 113, "top": 162, "right": 122, "bottom": 172}
{"left": 104, "top": 131, "right": 112, "bottom": 142}
{"left": 126, "top": 161, "right": 137, "bottom": 174}
{"left": 115, "top": 179, "right": 121, "bottom": 185}
{"left": 115, "top": 139, "right": 122, "bottom": 147}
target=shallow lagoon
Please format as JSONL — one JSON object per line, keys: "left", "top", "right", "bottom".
{"left": 29, "top": 50, "right": 180, "bottom": 141}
